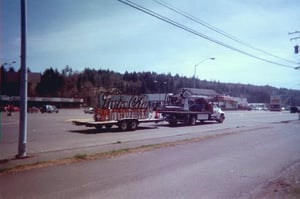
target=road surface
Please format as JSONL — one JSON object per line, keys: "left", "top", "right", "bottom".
{"left": 0, "top": 113, "right": 299, "bottom": 198}
{"left": 0, "top": 109, "right": 298, "bottom": 160}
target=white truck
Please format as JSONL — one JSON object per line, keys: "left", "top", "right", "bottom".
{"left": 72, "top": 92, "right": 162, "bottom": 131}
{"left": 159, "top": 89, "right": 225, "bottom": 126}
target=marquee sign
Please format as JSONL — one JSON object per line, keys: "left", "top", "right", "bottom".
{"left": 94, "top": 93, "right": 150, "bottom": 121}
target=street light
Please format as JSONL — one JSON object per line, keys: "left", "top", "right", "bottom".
{"left": 193, "top": 57, "right": 215, "bottom": 88}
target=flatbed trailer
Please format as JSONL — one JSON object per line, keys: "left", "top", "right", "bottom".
{"left": 72, "top": 116, "right": 163, "bottom": 131}
{"left": 72, "top": 93, "right": 163, "bottom": 131}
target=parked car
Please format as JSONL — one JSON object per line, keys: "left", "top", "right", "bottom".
{"left": 4, "top": 105, "right": 20, "bottom": 112}
{"left": 40, "top": 105, "right": 59, "bottom": 113}
{"left": 83, "top": 107, "right": 94, "bottom": 114}
{"left": 28, "top": 106, "right": 40, "bottom": 113}
{"left": 290, "top": 106, "right": 300, "bottom": 113}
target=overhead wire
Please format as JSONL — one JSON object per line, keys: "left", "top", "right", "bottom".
{"left": 153, "top": 0, "right": 298, "bottom": 65}
{"left": 117, "top": 0, "right": 296, "bottom": 69}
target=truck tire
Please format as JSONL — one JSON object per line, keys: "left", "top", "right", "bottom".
{"left": 217, "top": 115, "right": 225, "bottom": 123}
{"left": 169, "top": 120, "right": 177, "bottom": 126}
{"left": 189, "top": 116, "right": 196, "bottom": 126}
{"left": 119, "top": 120, "right": 128, "bottom": 131}
{"left": 129, "top": 120, "right": 138, "bottom": 131}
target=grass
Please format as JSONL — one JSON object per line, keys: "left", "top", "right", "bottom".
{"left": 74, "top": 154, "right": 87, "bottom": 160}
{"left": 291, "top": 186, "right": 300, "bottom": 198}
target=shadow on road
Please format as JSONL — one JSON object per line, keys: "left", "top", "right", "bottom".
{"left": 68, "top": 126, "right": 158, "bottom": 134}
{"left": 156, "top": 121, "right": 220, "bottom": 128}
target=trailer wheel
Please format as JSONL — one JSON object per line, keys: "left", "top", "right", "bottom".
{"left": 129, "top": 120, "right": 138, "bottom": 131}
{"left": 190, "top": 116, "right": 196, "bottom": 126}
{"left": 119, "top": 120, "right": 128, "bottom": 131}
{"left": 105, "top": 124, "right": 112, "bottom": 129}
{"left": 95, "top": 125, "right": 102, "bottom": 130}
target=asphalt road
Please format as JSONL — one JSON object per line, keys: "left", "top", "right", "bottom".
{"left": 0, "top": 113, "right": 300, "bottom": 199}
{"left": 0, "top": 109, "right": 298, "bottom": 160}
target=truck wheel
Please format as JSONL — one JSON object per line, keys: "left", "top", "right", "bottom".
{"left": 190, "top": 116, "right": 196, "bottom": 126}
{"left": 129, "top": 120, "right": 138, "bottom": 131}
{"left": 217, "top": 115, "right": 224, "bottom": 123}
{"left": 119, "top": 120, "right": 128, "bottom": 131}
{"left": 169, "top": 120, "right": 177, "bottom": 126}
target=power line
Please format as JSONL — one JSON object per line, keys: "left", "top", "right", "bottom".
{"left": 117, "top": 0, "right": 296, "bottom": 69}
{"left": 153, "top": 0, "right": 298, "bottom": 65}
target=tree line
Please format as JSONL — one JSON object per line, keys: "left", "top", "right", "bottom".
{"left": 1, "top": 65, "right": 300, "bottom": 105}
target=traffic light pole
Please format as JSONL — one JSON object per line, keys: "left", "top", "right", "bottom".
{"left": 289, "top": 31, "right": 300, "bottom": 54}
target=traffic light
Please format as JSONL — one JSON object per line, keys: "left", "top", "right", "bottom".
{"left": 295, "top": 45, "right": 299, "bottom": 54}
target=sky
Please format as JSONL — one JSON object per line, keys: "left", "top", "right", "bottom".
{"left": 1, "top": 0, "right": 300, "bottom": 90}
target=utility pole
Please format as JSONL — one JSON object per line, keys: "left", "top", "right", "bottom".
{"left": 289, "top": 31, "right": 300, "bottom": 119}
{"left": 17, "top": 0, "right": 28, "bottom": 158}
